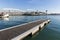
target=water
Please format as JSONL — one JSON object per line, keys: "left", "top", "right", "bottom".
{"left": 25, "top": 15, "right": 60, "bottom": 40}
{"left": 0, "top": 15, "right": 60, "bottom": 40}
{"left": 0, "top": 16, "right": 46, "bottom": 30}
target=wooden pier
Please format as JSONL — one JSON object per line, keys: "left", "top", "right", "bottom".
{"left": 0, "top": 19, "right": 50, "bottom": 40}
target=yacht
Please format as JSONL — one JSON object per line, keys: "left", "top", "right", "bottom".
{"left": 0, "top": 12, "right": 9, "bottom": 18}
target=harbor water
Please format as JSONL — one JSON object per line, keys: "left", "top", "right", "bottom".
{"left": 25, "top": 15, "right": 60, "bottom": 40}
{"left": 0, "top": 15, "right": 60, "bottom": 40}
{"left": 0, "top": 16, "right": 47, "bottom": 30}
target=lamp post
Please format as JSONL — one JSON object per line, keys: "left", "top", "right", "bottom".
{"left": 46, "top": 10, "right": 47, "bottom": 15}
{"left": 46, "top": 10, "right": 48, "bottom": 19}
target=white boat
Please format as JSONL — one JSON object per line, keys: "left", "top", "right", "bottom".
{"left": 3, "top": 14, "right": 9, "bottom": 18}
{"left": 0, "top": 12, "right": 9, "bottom": 18}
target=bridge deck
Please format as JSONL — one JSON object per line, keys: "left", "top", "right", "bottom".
{"left": 0, "top": 20, "right": 48, "bottom": 40}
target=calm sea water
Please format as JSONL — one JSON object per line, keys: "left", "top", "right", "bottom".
{"left": 25, "top": 15, "right": 60, "bottom": 40}
{"left": 0, "top": 16, "right": 47, "bottom": 30}
{"left": 0, "top": 15, "right": 60, "bottom": 40}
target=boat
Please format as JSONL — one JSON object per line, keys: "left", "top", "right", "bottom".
{"left": 0, "top": 12, "right": 9, "bottom": 18}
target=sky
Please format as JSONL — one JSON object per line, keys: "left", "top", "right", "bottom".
{"left": 0, "top": 0, "right": 60, "bottom": 13}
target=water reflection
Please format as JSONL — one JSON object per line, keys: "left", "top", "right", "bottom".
{"left": 0, "top": 18, "right": 9, "bottom": 21}
{"left": 3, "top": 18, "right": 9, "bottom": 21}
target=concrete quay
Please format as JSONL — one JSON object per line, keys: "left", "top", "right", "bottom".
{"left": 0, "top": 19, "right": 50, "bottom": 40}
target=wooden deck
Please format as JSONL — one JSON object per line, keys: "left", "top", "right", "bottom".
{"left": 0, "top": 20, "right": 50, "bottom": 40}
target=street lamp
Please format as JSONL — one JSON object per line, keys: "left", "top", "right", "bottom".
{"left": 46, "top": 10, "right": 48, "bottom": 19}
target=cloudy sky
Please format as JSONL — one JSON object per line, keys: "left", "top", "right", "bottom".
{"left": 0, "top": 0, "right": 60, "bottom": 13}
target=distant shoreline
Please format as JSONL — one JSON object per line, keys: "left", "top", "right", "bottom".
{"left": 9, "top": 14, "right": 60, "bottom": 16}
